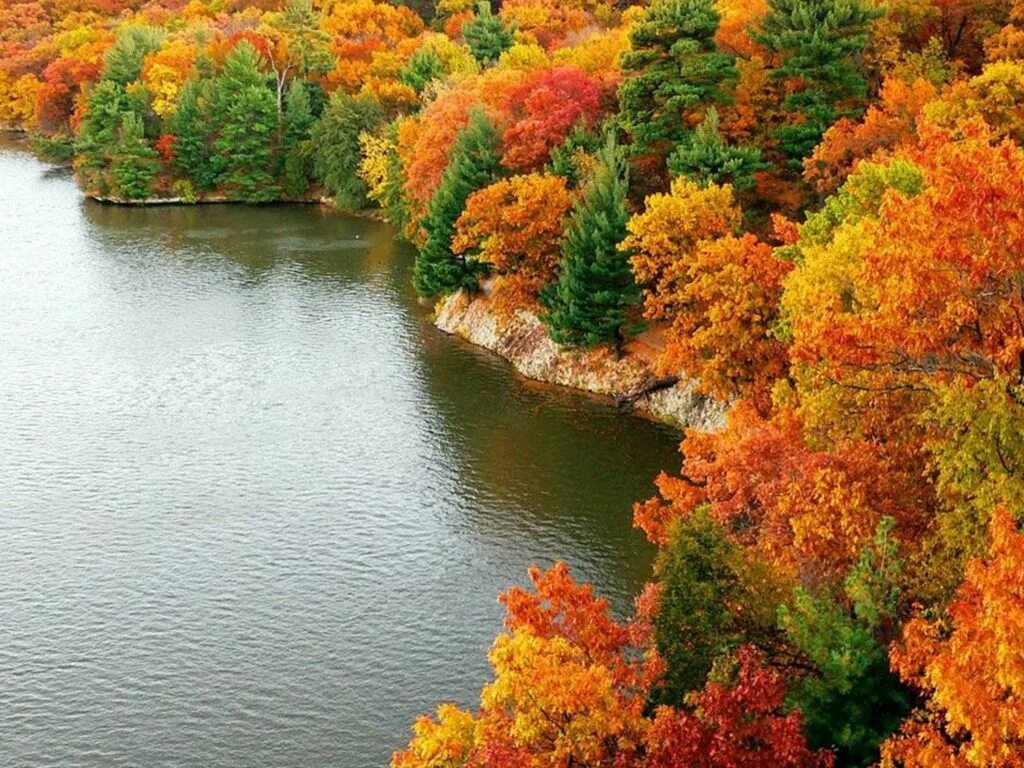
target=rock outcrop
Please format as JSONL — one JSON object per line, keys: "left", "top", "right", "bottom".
{"left": 435, "top": 290, "right": 725, "bottom": 431}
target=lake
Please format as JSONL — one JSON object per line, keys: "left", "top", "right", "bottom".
{"left": 0, "top": 136, "right": 681, "bottom": 767}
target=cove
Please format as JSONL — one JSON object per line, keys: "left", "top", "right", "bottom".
{"left": 0, "top": 136, "right": 682, "bottom": 767}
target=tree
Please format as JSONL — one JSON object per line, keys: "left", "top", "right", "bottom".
{"left": 74, "top": 80, "right": 129, "bottom": 193}
{"left": 778, "top": 520, "right": 911, "bottom": 767}
{"left": 110, "top": 111, "right": 159, "bottom": 200}
{"left": 668, "top": 107, "right": 764, "bottom": 190}
{"left": 645, "top": 646, "right": 835, "bottom": 768}
{"left": 171, "top": 77, "right": 216, "bottom": 190}
{"left": 311, "top": 90, "right": 386, "bottom": 209}
{"left": 413, "top": 109, "right": 500, "bottom": 298}
{"left": 461, "top": 1, "right": 514, "bottom": 66}
{"left": 102, "top": 25, "right": 165, "bottom": 85}
{"left": 618, "top": 0, "right": 736, "bottom": 170}
{"left": 500, "top": 66, "right": 605, "bottom": 172}
{"left": 452, "top": 173, "right": 571, "bottom": 306}
{"left": 211, "top": 41, "right": 278, "bottom": 202}
{"left": 883, "top": 508, "right": 1024, "bottom": 768}
{"left": 281, "top": 80, "right": 314, "bottom": 198}
{"left": 540, "top": 140, "right": 641, "bottom": 351}
{"left": 752, "top": 0, "right": 881, "bottom": 164}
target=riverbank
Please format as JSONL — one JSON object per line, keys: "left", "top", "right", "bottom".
{"left": 435, "top": 290, "right": 725, "bottom": 431}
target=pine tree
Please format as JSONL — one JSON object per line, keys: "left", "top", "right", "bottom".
{"left": 74, "top": 80, "right": 129, "bottom": 193}
{"left": 753, "top": 0, "right": 882, "bottom": 164}
{"left": 461, "top": 1, "right": 514, "bottom": 66}
{"left": 540, "top": 140, "right": 641, "bottom": 350}
{"left": 211, "top": 41, "right": 278, "bottom": 202}
{"left": 281, "top": 80, "right": 315, "bottom": 198}
{"left": 102, "top": 25, "right": 165, "bottom": 85}
{"left": 110, "top": 111, "right": 159, "bottom": 200}
{"left": 618, "top": 0, "right": 736, "bottom": 164}
{"left": 171, "top": 78, "right": 216, "bottom": 190}
{"left": 400, "top": 47, "right": 445, "bottom": 95}
{"left": 413, "top": 109, "right": 500, "bottom": 298}
{"left": 667, "top": 108, "right": 764, "bottom": 190}
{"left": 310, "top": 90, "right": 385, "bottom": 209}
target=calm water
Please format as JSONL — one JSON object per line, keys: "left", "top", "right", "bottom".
{"left": 0, "top": 137, "right": 681, "bottom": 767}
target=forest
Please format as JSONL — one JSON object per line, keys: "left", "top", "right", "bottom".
{"left": 1, "top": 0, "right": 1022, "bottom": 763}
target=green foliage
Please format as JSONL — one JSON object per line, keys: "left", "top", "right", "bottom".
{"left": 171, "top": 78, "right": 216, "bottom": 190}
{"left": 461, "top": 1, "right": 514, "bottom": 66}
{"left": 667, "top": 108, "right": 764, "bottom": 190}
{"left": 618, "top": 0, "right": 736, "bottom": 162}
{"left": 310, "top": 90, "right": 385, "bottom": 209}
{"left": 379, "top": 122, "right": 411, "bottom": 229}
{"left": 102, "top": 25, "right": 165, "bottom": 85}
{"left": 30, "top": 133, "right": 75, "bottom": 162}
{"left": 110, "top": 111, "right": 159, "bottom": 200}
{"left": 778, "top": 519, "right": 910, "bottom": 767}
{"left": 281, "top": 80, "right": 315, "bottom": 198}
{"left": 540, "top": 139, "right": 640, "bottom": 349}
{"left": 752, "top": 0, "right": 882, "bottom": 164}
{"left": 546, "top": 121, "right": 601, "bottom": 188}
{"left": 74, "top": 80, "right": 129, "bottom": 191}
{"left": 211, "top": 41, "right": 278, "bottom": 202}
{"left": 413, "top": 109, "right": 500, "bottom": 297}
{"left": 651, "top": 508, "right": 743, "bottom": 705}
{"left": 280, "top": 0, "right": 333, "bottom": 78}
{"left": 401, "top": 47, "right": 445, "bottom": 95}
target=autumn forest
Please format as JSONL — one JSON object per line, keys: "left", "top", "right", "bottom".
{"left": 1, "top": 0, "right": 1022, "bottom": 762}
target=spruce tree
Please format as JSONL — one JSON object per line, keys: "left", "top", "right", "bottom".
{"left": 667, "top": 108, "right": 764, "bottom": 190}
{"left": 102, "top": 25, "right": 164, "bottom": 85}
{"left": 309, "top": 90, "right": 384, "bottom": 209}
{"left": 281, "top": 80, "right": 315, "bottom": 198}
{"left": 461, "top": 1, "right": 514, "bottom": 66}
{"left": 618, "top": 0, "right": 736, "bottom": 163}
{"left": 211, "top": 41, "right": 278, "bottom": 202}
{"left": 413, "top": 109, "right": 500, "bottom": 298}
{"left": 171, "top": 78, "right": 217, "bottom": 190}
{"left": 540, "top": 139, "right": 641, "bottom": 350}
{"left": 110, "top": 111, "right": 159, "bottom": 200}
{"left": 400, "top": 47, "right": 445, "bottom": 95}
{"left": 753, "top": 0, "right": 882, "bottom": 164}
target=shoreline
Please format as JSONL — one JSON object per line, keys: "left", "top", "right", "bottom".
{"left": 434, "top": 290, "right": 725, "bottom": 431}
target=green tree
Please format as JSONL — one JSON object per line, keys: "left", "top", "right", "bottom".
{"left": 171, "top": 78, "right": 217, "bottom": 190}
{"left": 400, "top": 47, "right": 445, "bottom": 95}
{"left": 211, "top": 41, "right": 278, "bottom": 202}
{"left": 110, "top": 111, "right": 159, "bottom": 200}
{"left": 281, "top": 80, "right": 315, "bottom": 198}
{"left": 618, "top": 0, "right": 736, "bottom": 165}
{"left": 540, "top": 140, "right": 640, "bottom": 350}
{"left": 461, "top": 1, "right": 513, "bottom": 66}
{"left": 778, "top": 519, "right": 911, "bottom": 767}
{"left": 752, "top": 0, "right": 881, "bottom": 164}
{"left": 546, "top": 121, "right": 601, "bottom": 188}
{"left": 102, "top": 25, "right": 165, "bottom": 85}
{"left": 413, "top": 109, "right": 500, "bottom": 298}
{"left": 74, "top": 80, "right": 129, "bottom": 193}
{"left": 667, "top": 107, "right": 764, "bottom": 190}
{"left": 310, "top": 90, "right": 385, "bottom": 209}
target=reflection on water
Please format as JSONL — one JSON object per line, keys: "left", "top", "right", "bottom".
{"left": 0, "top": 136, "right": 681, "bottom": 767}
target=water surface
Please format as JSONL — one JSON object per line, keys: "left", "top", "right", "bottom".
{"left": 0, "top": 137, "right": 681, "bottom": 767}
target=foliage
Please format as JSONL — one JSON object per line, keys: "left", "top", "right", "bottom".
{"left": 311, "top": 90, "right": 385, "bottom": 209}
{"left": 667, "top": 107, "right": 764, "bottom": 190}
{"left": 110, "top": 110, "right": 158, "bottom": 200}
{"left": 540, "top": 139, "right": 641, "bottom": 350}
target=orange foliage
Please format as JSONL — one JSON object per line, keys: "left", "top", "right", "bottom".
{"left": 884, "top": 508, "right": 1024, "bottom": 767}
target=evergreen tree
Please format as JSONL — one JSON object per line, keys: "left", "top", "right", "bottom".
{"left": 171, "top": 78, "right": 217, "bottom": 190}
{"left": 400, "top": 47, "right": 445, "bottom": 95}
{"left": 309, "top": 90, "right": 385, "bottom": 209}
{"left": 211, "top": 41, "right": 278, "bottom": 202}
{"left": 74, "top": 80, "right": 129, "bottom": 193}
{"left": 540, "top": 140, "right": 640, "bottom": 350}
{"left": 413, "top": 109, "right": 500, "bottom": 298}
{"left": 461, "top": 1, "right": 514, "bottom": 66}
{"left": 546, "top": 121, "right": 601, "bottom": 189}
{"left": 281, "top": 80, "right": 315, "bottom": 198}
{"left": 667, "top": 107, "right": 765, "bottom": 190}
{"left": 618, "top": 0, "right": 736, "bottom": 163}
{"left": 753, "top": 0, "right": 882, "bottom": 164}
{"left": 102, "top": 25, "right": 164, "bottom": 85}
{"left": 110, "top": 111, "right": 159, "bottom": 200}
{"left": 778, "top": 519, "right": 911, "bottom": 767}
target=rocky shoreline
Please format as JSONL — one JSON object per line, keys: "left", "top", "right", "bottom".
{"left": 434, "top": 290, "right": 725, "bottom": 431}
